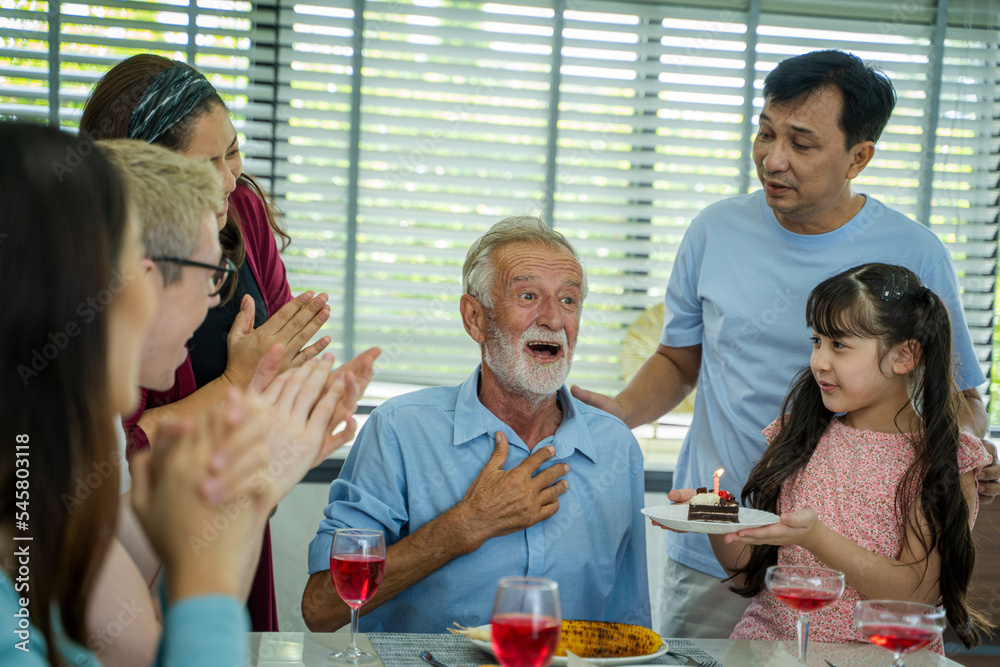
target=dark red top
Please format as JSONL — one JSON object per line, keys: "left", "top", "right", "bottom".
{"left": 123, "top": 182, "right": 293, "bottom": 631}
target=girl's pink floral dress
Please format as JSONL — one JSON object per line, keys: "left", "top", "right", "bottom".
{"left": 731, "top": 417, "right": 990, "bottom": 651}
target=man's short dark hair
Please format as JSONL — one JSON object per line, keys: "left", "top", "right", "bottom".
{"left": 762, "top": 50, "right": 896, "bottom": 150}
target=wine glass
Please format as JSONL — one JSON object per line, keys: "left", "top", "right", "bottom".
{"left": 328, "top": 529, "right": 386, "bottom": 665}
{"left": 765, "top": 565, "right": 845, "bottom": 664}
{"left": 855, "top": 600, "right": 946, "bottom": 666}
{"left": 490, "top": 577, "right": 562, "bottom": 667}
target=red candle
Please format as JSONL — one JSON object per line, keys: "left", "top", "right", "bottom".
{"left": 714, "top": 468, "right": 724, "bottom": 495}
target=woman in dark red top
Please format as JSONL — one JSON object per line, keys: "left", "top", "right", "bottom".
{"left": 81, "top": 55, "right": 345, "bottom": 631}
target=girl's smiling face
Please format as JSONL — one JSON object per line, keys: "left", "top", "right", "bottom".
{"left": 810, "top": 330, "right": 916, "bottom": 432}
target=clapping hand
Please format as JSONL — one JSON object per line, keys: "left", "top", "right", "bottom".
{"left": 130, "top": 389, "right": 271, "bottom": 602}
{"left": 206, "top": 346, "right": 374, "bottom": 511}
{"left": 223, "top": 291, "right": 333, "bottom": 389}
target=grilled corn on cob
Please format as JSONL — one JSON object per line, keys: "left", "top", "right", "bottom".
{"left": 449, "top": 620, "right": 662, "bottom": 659}
{"left": 555, "top": 620, "right": 662, "bottom": 658}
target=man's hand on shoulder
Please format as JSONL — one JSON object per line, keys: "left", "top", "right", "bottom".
{"left": 977, "top": 438, "right": 999, "bottom": 505}
{"left": 451, "top": 432, "right": 569, "bottom": 550}
{"left": 570, "top": 385, "right": 624, "bottom": 420}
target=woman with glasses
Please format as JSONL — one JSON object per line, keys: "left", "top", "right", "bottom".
{"left": 80, "top": 54, "right": 379, "bottom": 633}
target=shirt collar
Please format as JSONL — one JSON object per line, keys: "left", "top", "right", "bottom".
{"left": 453, "top": 365, "right": 598, "bottom": 463}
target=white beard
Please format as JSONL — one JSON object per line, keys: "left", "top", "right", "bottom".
{"left": 483, "top": 320, "right": 572, "bottom": 398}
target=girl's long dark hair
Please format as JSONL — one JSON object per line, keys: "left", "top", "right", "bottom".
{"left": 733, "top": 263, "right": 990, "bottom": 648}
{"left": 80, "top": 53, "right": 291, "bottom": 303}
{"left": 0, "top": 123, "right": 125, "bottom": 666}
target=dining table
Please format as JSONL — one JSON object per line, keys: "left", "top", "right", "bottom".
{"left": 248, "top": 630, "right": 964, "bottom": 666}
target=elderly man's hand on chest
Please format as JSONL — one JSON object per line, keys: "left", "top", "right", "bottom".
{"left": 448, "top": 431, "right": 570, "bottom": 552}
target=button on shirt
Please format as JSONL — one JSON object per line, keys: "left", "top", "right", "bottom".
{"left": 307, "top": 367, "right": 651, "bottom": 632}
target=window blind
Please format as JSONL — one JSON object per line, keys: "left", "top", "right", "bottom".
{"left": 3, "top": 0, "right": 997, "bottom": 400}
{"left": 0, "top": 0, "right": 264, "bottom": 146}
{"left": 270, "top": 0, "right": 354, "bottom": 361}
{"left": 269, "top": 0, "right": 997, "bottom": 393}
{"left": 283, "top": 0, "right": 998, "bottom": 392}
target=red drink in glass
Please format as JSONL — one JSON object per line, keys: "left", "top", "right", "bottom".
{"left": 771, "top": 586, "right": 841, "bottom": 612}
{"left": 859, "top": 624, "right": 940, "bottom": 655}
{"left": 492, "top": 613, "right": 561, "bottom": 667}
{"left": 330, "top": 554, "right": 385, "bottom": 609}
{"left": 764, "top": 566, "right": 845, "bottom": 664}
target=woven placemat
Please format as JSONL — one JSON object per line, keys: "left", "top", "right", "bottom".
{"left": 366, "top": 633, "right": 723, "bottom": 667}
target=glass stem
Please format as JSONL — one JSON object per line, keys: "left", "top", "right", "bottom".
{"left": 349, "top": 607, "right": 360, "bottom": 653}
{"left": 797, "top": 614, "right": 810, "bottom": 663}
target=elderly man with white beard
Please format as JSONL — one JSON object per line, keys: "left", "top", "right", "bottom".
{"left": 302, "top": 217, "right": 651, "bottom": 633}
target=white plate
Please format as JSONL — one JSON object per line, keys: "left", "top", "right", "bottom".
{"left": 465, "top": 624, "right": 669, "bottom": 666}
{"left": 641, "top": 504, "right": 779, "bottom": 534}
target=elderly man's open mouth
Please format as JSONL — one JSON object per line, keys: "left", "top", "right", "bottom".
{"left": 525, "top": 341, "right": 563, "bottom": 360}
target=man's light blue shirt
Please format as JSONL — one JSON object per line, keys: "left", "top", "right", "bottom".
{"left": 308, "top": 367, "right": 651, "bottom": 632}
{"left": 661, "top": 190, "right": 986, "bottom": 578}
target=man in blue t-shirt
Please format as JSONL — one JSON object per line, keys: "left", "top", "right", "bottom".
{"left": 572, "top": 49, "right": 999, "bottom": 638}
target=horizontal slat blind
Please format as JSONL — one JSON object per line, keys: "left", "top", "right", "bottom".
{"left": 351, "top": 0, "right": 556, "bottom": 384}
{"left": 3, "top": 0, "right": 997, "bottom": 399}
{"left": 0, "top": 1, "right": 260, "bottom": 129}
{"left": 0, "top": 0, "right": 279, "bottom": 327}
{"left": 271, "top": 0, "right": 354, "bottom": 358}
{"left": 543, "top": 1, "right": 998, "bottom": 392}
{"left": 554, "top": 1, "right": 748, "bottom": 392}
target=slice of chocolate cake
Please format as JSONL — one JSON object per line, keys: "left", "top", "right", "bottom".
{"left": 687, "top": 487, "right": 739, "bottom": 523}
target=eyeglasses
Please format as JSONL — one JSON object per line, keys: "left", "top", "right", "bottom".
{"left": 151, "top": 256, "right": 237, "bottom": 297}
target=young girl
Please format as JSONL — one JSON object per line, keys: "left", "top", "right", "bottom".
{"left": 710, "top": 262, "right": 992, "bottom": 651}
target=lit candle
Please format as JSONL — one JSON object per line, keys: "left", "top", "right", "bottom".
{"left": 714, "top": 468, "right": 724, "bottom": 495}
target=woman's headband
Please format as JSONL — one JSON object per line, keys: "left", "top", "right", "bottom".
{"left": 126, "top": 63, "right": 216, "bottom": 143}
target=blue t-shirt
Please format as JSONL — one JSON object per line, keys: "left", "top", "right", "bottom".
{"left": 0, "top": 570, "right": 248, "bottom": 666}
{"left": 662, "top": 190, "right": 985, "bottom": 578}
{"left": 308, "top": 367, "right": 651, "bottom": 631}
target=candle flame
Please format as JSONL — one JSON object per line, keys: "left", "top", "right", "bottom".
{"left": 715, "top": 468, "right": 724, "bottom": 477}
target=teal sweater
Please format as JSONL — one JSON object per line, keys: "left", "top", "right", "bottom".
{"left": 1, "top": 570, "right": 248, "bottom": 666}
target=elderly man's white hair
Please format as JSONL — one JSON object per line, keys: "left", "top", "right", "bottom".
{"left": 462, "top": 216, "right": 588, "bottom": 308}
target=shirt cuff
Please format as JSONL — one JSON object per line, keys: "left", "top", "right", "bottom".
{"left": 307, "top": 531, "right": 333, "bottom": 575}
{"left": 160, "top": 595, "right": 248, "bottom": 667}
